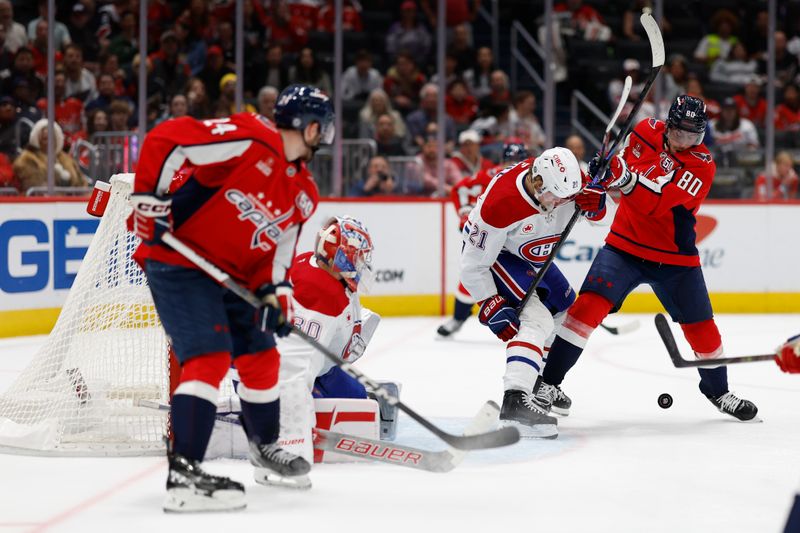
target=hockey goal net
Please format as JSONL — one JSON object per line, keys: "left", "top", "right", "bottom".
{"left": 0, "top": 174, "right": 172, "bottom": 456}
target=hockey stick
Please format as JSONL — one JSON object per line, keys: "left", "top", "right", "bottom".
{"left": 161, "top": 232, "right": 518, "bottom": 451}
{"left": 599, "top": 319, "right": 640, "bottom": 336}
{"left": 517, "top": 10, "right": 664, "bottom": 314}
{"left": 654, "top": 314, "right": 776, "bottom": 368}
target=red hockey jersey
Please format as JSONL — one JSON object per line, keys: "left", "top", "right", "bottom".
{"left": 450, "top": 163, "right": 507, "bottom": 218}
{"left": 607, "top": 118, "right": 715, "bottom": 266}
{"left": 131, "top": 113, "right": 319, "bottom": 290}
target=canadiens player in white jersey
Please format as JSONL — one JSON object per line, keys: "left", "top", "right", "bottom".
{"left": 129, "top": 85, "right": 333, "bottom": 512}
{"left": 460, "top": 147, "right": 613, "bottom": 438}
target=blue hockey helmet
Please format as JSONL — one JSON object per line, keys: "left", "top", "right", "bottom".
{"left": 666, "top": 95, "right": 707, "bottom": 147}
{"left": 274, "top": 84, "right": 335, "bottom": 145}
{"left": 502, "top": 141, "right": 529, "bottom": 163}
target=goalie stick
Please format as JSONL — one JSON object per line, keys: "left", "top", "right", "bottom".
{"left": 517, "top": 9, "right": 665, "bottom": 313}
{"left": 161, "top": 232, "right": 519, "bottom": 451}
{"left": 654, "top": 314, "right": 776, "bottom": 368}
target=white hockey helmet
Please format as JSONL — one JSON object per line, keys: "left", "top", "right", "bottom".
{"left": 531, "top": 147, "right": 582, "bottom": 209}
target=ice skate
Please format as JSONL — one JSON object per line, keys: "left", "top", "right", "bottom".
{"left": 707, "top": 391, "right": 759, "bottom": 422}
{"left": 533, "top": 380, "right": 571, "bottom": 416}
{"left": 499, "top": 389, "right": 557, "bottom": 439}
{"left": 550, "top": 385, "right": 572, "bottom": 416}
{"left": 164, "top": 452, "right": 246, "bottom": 513}
{"left": 249, "top": 441, "right": 312, "bottom": 490}
{"left": 437, "top": 317, "right": 466, "bottom": 337}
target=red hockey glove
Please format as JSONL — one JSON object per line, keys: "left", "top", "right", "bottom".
{"left": 129, "top": 193, "right": 172, "bottom": 244}
{"left": 575, "top": 183, "right": 606, "bottom": 215}
{"left": 256, "top": 281, "right": 294, "bottom": 338}
{"left": 479, "top": 295, "right": 520, "bottom": 342}
{"left": 458, "top": 205, "right": 473, "bottom": 231}
{"left": 589, "top": 153, "right": 636, "bottom": 193}
{"left": 775, "top": 335, "right": 800, "bottom": 374}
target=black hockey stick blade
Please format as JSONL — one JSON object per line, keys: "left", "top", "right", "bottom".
{"left": 162, "top": 232, "right": 519, "bottom": 451}
{"left": 599, "top": 320, "right": 640, "bottom": 336}
{"left": 654, "top": 314, "right": 776, "bottom": 367}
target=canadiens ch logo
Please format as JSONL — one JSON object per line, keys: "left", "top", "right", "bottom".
{"left": 519, "top": 235, "right": 560, "bottom": 264}
{"left": 225, "top": 189, "right": 294, "bottom": 251}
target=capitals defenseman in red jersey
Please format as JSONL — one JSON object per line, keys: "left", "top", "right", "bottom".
{"left": 438, "top": 143, "right": 530, "bottom": 338}
{"left": 459, "top": 147, "right": 615, "bottom": 438}
{"left": 536, "top": 95, "right": 759, "bottom": 422}
{"left": 129, "top": 85, "right": 334, "bottom": 512}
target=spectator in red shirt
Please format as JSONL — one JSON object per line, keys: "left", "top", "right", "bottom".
{"left": 451, "top": 129, "right": 493, "bottom": 177}
{"left": 317, "top": 0, "right": 362, "bottom": 33}
{"left": 555, "top": 0, "right": 607, "bottom": 39}
{"left": 775, "top": 83, "right": 800, "bottom": 132}
{"left": 733, "top": 75, "right": 766, "bottom": 127}
{"left": 420, "top": 0, "right": 479, "bottom": 28}
{"left": 264, "top": 0, "right": 308, "bottom": 54}
{"left": 29, "top": 19, "right": 48, "bottom": 77}
{"left": 36, "top": 70, "right": 84, "bottom": 147}
{"left": 383, "top": 51, "right": 427, "bottom": 115}
{"left": 754, "top": 151, "right": 799, "bottom": 201}
{"left": 446, "top": 78, "right": 478, "bottom": 126}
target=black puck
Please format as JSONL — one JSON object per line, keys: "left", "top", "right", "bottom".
{"left": 658, "top": 393, "right": 673, "bottom": 409}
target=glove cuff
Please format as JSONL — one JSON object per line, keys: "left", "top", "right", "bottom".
{"left": 619, "top": 170, "right": 638, "bottom": 195}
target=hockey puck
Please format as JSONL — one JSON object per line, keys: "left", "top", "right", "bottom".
{"left": 658, "top": 393, "right": 673, "bottom": 409}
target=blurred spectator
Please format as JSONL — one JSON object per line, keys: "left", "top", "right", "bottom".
{"left": 733, "top": 75, "right": 766, "bottom": 127}
{"left": 451, "top": 129, "right": 492, "bottom": 177}
{"left": 9, "top": 77, "right": 42, "bottom": 123}
{"left": 463, "top": 47, "right": 494, "bottom": 100}
{"left": 745, "top": 10, "right": 769, "bottom": 59}
{"left": 217, "top": 74, "right": 257, "bottom": 116}
{"left": 109, "top": 99, "right": 133, "bottom": 131}
{"left": 342, "top": 49, "right": 383, "bottom": 101}
{"left": 386, "top": 1, "right": 432, "bottom": 62}
{"left": 508, "top": 90, "right": 545, "bottom": 153}
{"left": 87, "top": 108, "right": 110, "bottom": 139}
{"left": 420, "top": 0, "right": 480, "bottom": 30}
{"left": 0, "top": 151, "right": 16, "bottom": 191}
{"left": 67, "top": 3, "right": 99, "bottom": 63}
{"left": 478, "top": 70, "right": 511, "bottom": 113}
{"left": 0, "top": 0, "right": 26, "bottom": 53}
{"left": 775, "top": 84, "right": 800, "bottom": 132}
{"left": 623, "top": 1, "right": 670, "bottom": 42}
{"left": 14, "top": 119, "right": 86, "bottom": 191}
{"left": 430, "top": 50, "right": 459, "bottom": 88}
{"left": 710, "top": 42, "right": 757, "bottom": 85}
{"left": 124, "top": 54, "right": 165, "bottom": 109}
{"left": 0, "top": 96, "right": 17, "bottom": 158}
{"left": 759, "top": 31, "right": 799, "bottom": 89}
{"left": 27, "top": 0, "right": 71, "bottom": 51}
{"left": 264, "top": 0, "right": 308, "bottom": 54}
{"left": 173, "top": 22, "right": 206, "bottom": 77}
{"left": 754, "top": 151, "right": 799, "bottom": 201}
{"left": 445, "top": 78, "right": 477, "bottom": 126}
{"left": 609, "top": 59, "right": 645, "bottom": 109}
{"left": 554, "top": 0, "right": 610, "bottom": 42}
{"left": 177, "top": 0, "right": 216, "bottom": 43}
{"left": 408, "top": 122, "right": 461, "bottom": 195}
{"left": 349, "top": 155, "right": 398, "bottom": 196}
{"left": 694, "top": 9, "right": 739, "bottom": 65}
{"left": 85, "top": 73, "right": 118, "bottom": 114}
{"left": 249, "top": 43, "right": 289, "bottom": 95}
{"left": 36, "top": 71, "right": 84, "bottom": 146}
{"left": 99, "top": 53, "right": 127, "bottom": 97}
{"left": 29, "top": 20, "right": 49, "bottom": 77}
{"left": 317, "top": 0, "right": 362, "bottom": 32}
{"left": 406, "top": 83, "right": 456, "bottom": 151}
{"left": 0, "top": 23, "right": 14, "bottom": 74}
{"left": 199, "top": 46, "right": 232, "bottom": 102}
{"left": 663, "top": 54, "right": 689, "bottom": 104}
{"left": 358, "top": 88, "right": 407, "bottom": 139}
{"left": 159, "top": 93, "right": 189, "bottom": 123}
{"left": 372, "top": 112, "right": 408, "bottom": 157}
{"left": 148, "top": 0, "right": 175, "bottom": 45}
{"left": 64, "top": 44, "right": 97, "bottom": 102}
{"left": 288, "top": 47, "right": 332, "bottom": 96}
{"left": 215, "top": 20, "right": 239, "bottom": 71}
{"left": 185, "top": 77, "right": 212, "bottom": 119}
{"left": 469, "top": 102, "right": 511, "bottom": 147}
{"left": 383, "top": 51, "right": 426, "bottom": 115}
{"left": 3, "top": 48, "right": 44, "bottom": 102}
{"left": 565, "top": 134, "right": 589, "bottom": 173}
{"left": 450, "top": 24, "right": 475, "bottom": 73}
{"left": 710, "top": 98, "right": 759, "bottom": 152}
{"left": 258, "top": 86, "right": 279, "bottom": 121}
{"left": 108, "top": 11, "right": 138, "bottom": 67}
{"left": 150, "top": 31, "right": 192, "bottom": 102}
{"left": 686, "top": 77, "right": 720, "bottom": 119}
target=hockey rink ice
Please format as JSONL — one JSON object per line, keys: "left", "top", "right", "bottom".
{"left": 0, "top": 313, "right": 798, "bottom": 533}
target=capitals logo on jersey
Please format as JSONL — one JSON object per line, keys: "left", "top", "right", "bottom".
{"left": 519, "top": 235, "right": 561, "bottom": 265}
{"left": 225, "top": 189, "right": 293, "bottom": 252}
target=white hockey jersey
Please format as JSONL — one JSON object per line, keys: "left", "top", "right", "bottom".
{"left": 460, "top": 158, "right": 615, "bottom": 303}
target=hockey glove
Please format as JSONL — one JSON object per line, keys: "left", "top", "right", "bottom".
{"left": 256, "top": 281, "right": 294, "bottom": 337}
{"left": 457, "top": 205, "right": 474, "bottom": 231}
{"left": 775, "top": 334, "right": 800, "bottom": 374}
{"left": 575, "top": 183, "right": 606, "bottom": 215}
{"left": 479, "top": 295, "right": 520, "bottom": 342}
{"left": 589, "top": 153, "right": 637, "bottom": 193}
{"left": 129, "top": 193, "right": 172, "bottom": 244}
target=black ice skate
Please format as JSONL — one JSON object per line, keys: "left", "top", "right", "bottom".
{"left": 437, "top": 318, "right": 466, "bottom": 337}
{"left": 249, "top": 441, "right": 312, "bottom": 490}
{"left": 164, "top": 451, "right": 246, "bottom": 513}
{"left": 533, "top": 380, "right": 572, "bottom": 416}
{"left": 499, "top": 389, "right": 558, "bottom": 439}
{"left": 706, "top": 391, "right": 759, "bottom": 422}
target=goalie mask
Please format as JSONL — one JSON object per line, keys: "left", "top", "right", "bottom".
{"left": 530, "top": 147, "right": 582, "bottom": 211}
{"left": 315, "top": 216, "right": 374, "bottom": 292}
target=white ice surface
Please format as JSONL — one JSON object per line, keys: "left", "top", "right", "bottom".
{"left": 0, "top": 314, "right": 798, "bottom": 533}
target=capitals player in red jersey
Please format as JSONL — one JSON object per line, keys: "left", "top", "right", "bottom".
{"left": 460, "top": 147, "right": 614, "bottom": 438}
{"left": 534, "top": 95, "right": 759, "bottom": 422}
{"left": 129, "top": 85, "right": 334, "bottom": 512}
{"left": 438, "top": 143, "right": 530, "bottom": 337}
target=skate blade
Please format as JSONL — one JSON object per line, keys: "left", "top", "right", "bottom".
{"left": 499, "top": 419, "right": 558, "bottom": 439}
{"left": 163, "top": 488, "right": 246, "bottom": 513}
{"left": 254, "top": 470, "right": 312, "bottom": 490}
{"left": 551, "top": 406, "right": 570, "bottom": 417}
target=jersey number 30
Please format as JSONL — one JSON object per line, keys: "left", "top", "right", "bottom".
{"left": 676, "top": 171, "right": 702, "bottom": 196}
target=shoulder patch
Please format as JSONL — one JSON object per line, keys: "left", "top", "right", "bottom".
{"left": 690, "top": 151, "right": 713, "bottom": 163}
{"left": 648, "top": 118, "right": 660, "bottom": 129}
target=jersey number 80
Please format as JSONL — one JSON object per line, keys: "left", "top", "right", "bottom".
{"left": 676, "top": 171, "right": 702, "bottom": 196}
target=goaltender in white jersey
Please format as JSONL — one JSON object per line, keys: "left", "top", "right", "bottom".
{"left": 460, "top": 147, "right": 614, "bottom": 438}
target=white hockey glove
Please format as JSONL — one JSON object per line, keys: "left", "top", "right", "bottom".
{"left": 345, "top": 332, "right": 367, "bottom": 363}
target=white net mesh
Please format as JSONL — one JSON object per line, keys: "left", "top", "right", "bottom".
{"left": 0, "top": 174, "right": 170, "bottom": 456}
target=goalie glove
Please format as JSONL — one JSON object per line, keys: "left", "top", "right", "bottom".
{"left": 129, "top": 193, "right": 172, "bottom": 244}
{"left": 775, "top": 334, "right": 800, "bottom": 374}
{"left": 256, "top": 281, "right": 294, "bottom": 338}
{"left": 589, "top": 153, "right": 637, "bottom": 194}
{"left": 479, "top": 295, "right": 520, "bottom": 342}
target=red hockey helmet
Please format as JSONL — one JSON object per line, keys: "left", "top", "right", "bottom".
{"left": 315, "top": 216, "right": 374, "bottom": 292}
